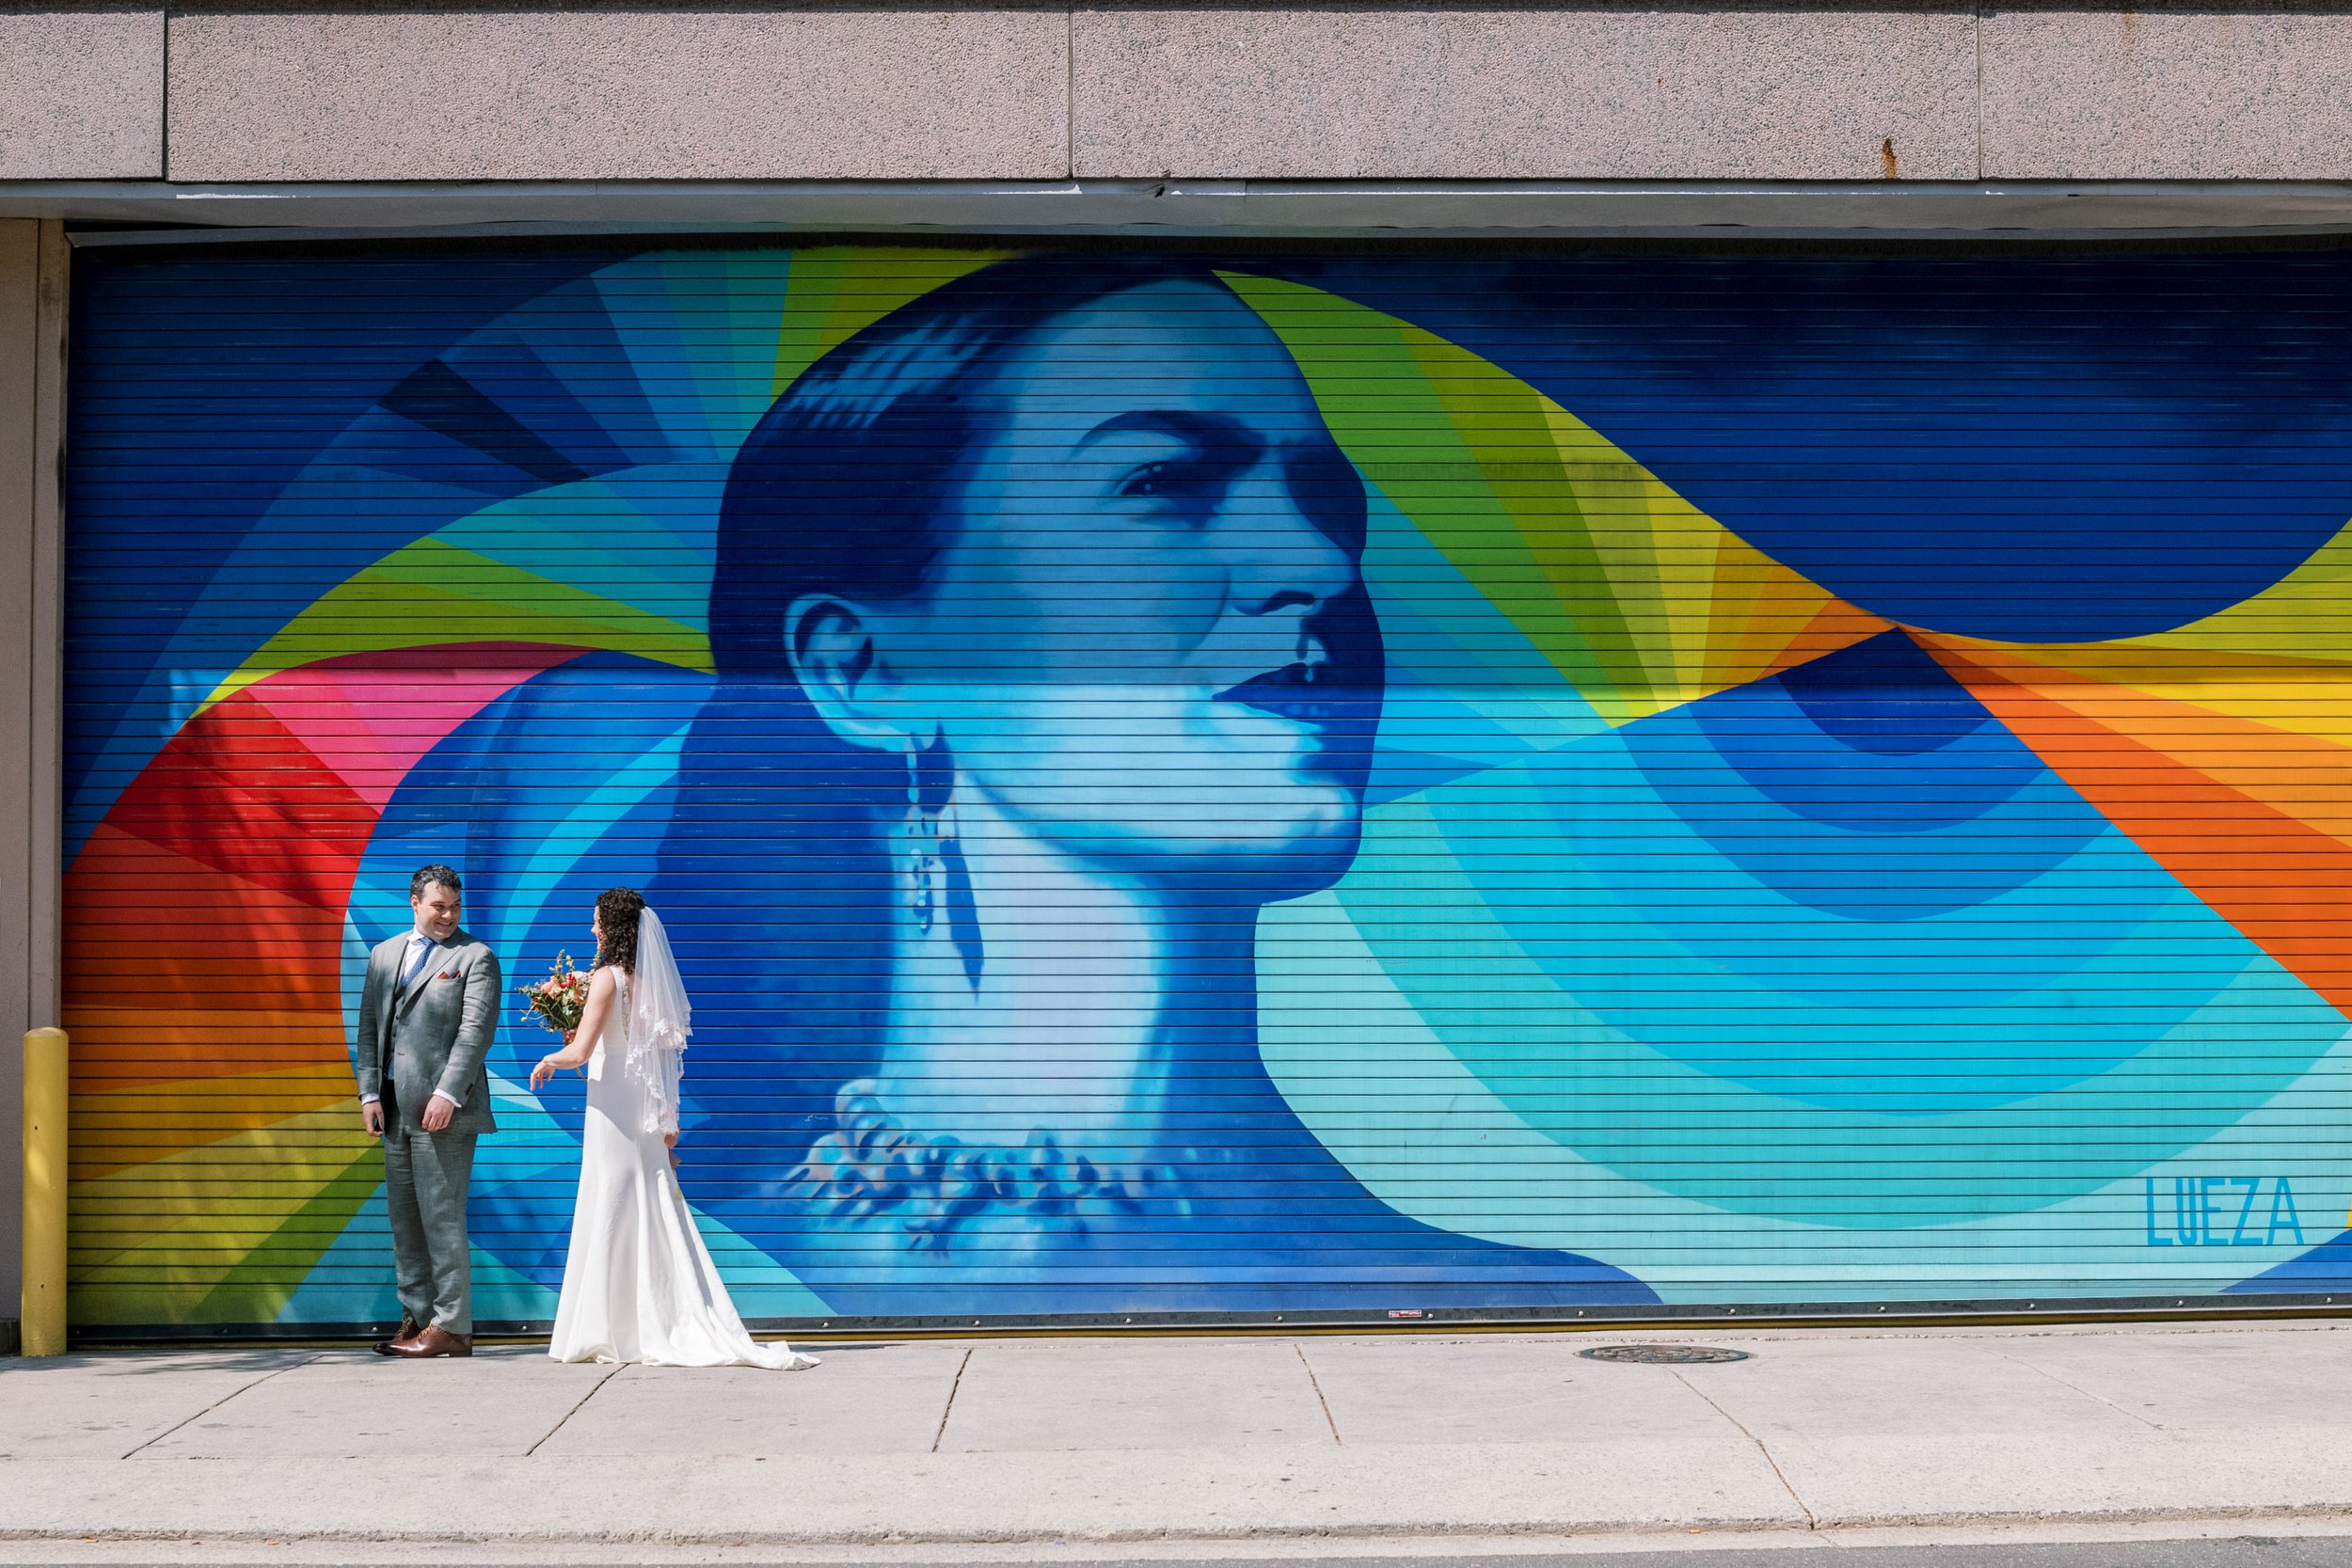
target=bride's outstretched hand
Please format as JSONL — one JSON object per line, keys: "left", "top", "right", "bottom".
{"left": 529, "top": 1054, "right": 570, "bottom": 1090}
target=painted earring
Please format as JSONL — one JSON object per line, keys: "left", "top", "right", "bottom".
{"left": 903, "top": 734, "right": 947, "bottom": 936}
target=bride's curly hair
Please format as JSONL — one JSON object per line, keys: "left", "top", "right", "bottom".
{"left": 594, "top": 886, "right": 646, "bottom": 975}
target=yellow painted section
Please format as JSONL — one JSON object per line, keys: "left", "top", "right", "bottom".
{"left": 1224, "top": 269, "right": 1887, "bottom": 724}
{"left": 2126, "top": 520, "right": 2352, "bottom": 662}
{"left": 196, "top": 539, "right": 712, "bottom": 713}
{"left": 72, "top": 1062, "right": 358, "bottom": 1180}
{"left": 70, "top": 1100, "right": 375, "bottom": 1323}
{"left": 771, "top": 245, "right": 1016, "bottom": 395}
{"left": 1929, "top": 638, "right": 2352, "bottom": 751}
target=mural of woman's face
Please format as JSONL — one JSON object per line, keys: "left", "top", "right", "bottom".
{"left": 795, "top": 279, "right": 1377, "bottom": 896}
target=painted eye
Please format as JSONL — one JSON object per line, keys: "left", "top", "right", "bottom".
{"left": 1119, "top": 461, "right": 1181, "bottom": 499}
{"left": 1117, "top": 459, "right": 1224, "bottom": 521}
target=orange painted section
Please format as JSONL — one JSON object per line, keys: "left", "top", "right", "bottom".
{"left": 1929, "top": 639, "right": 2352, "bottom": 1018}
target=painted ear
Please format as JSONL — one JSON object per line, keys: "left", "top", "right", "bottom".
{"left": 787, "top": 594, "right": 911, "bottom": 751}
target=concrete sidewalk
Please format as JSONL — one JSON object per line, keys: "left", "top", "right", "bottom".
{"left": 3, "top": 1322, "right": 2351, "bottom": 1547}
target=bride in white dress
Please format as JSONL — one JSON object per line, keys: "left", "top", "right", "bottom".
{"left": 530, "top": 887, "right": 818, "bottom": 1369}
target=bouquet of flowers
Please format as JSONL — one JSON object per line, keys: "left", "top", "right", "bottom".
{"left": 518, "top": 951, "right": 590, "bottom": 1037}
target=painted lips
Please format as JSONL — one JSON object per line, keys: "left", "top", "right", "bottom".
{"left": 1214, "top": 661, "right": 1361, "bottom": 730}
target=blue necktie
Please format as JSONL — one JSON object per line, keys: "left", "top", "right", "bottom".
{"left": 400, "top": 938, "right": 434, "bottom": 989}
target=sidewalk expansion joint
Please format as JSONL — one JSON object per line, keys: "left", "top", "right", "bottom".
{"left": 1993, "top": 1345, "right": 2167, "bottom": 1431}
{"left": 524, "top": 1363, "right": 625, "bottom": 1458}
{"left": 1673, "top": 1369, "right": 1817, "bottom": 1529}
{"left": 119, "top": 1354, "right": 323, "bottom": 1460}
{"left": 1295, "top": 1342, "right": 1343, "bottom": 1445}
{"left": 929, "top": 1346, "right": 973, "bottom": 1454}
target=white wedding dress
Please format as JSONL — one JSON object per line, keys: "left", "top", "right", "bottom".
{"left": 548, "top": 912, "right": 818, "bottom": 1370}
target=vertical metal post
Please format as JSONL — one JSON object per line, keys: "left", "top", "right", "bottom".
{"left": 21, "top": 1026, "right": 65, "bottom": 1354}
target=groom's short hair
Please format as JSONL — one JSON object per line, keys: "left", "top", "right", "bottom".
{"left": 410, "top": 863, "right": 462, "bottom": 899}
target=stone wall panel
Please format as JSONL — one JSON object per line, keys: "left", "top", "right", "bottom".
{"left": 1984, "top": 3, "right": 2352, "bottom": 179}
{"left": 1073, "top": 2, "right": 1979, "bottom": 180}
{"left": 0, "top": 7, "right": 163, "bottom": 179}
{"left": 168, "top": 4, "right": 1071, "bottom": 182}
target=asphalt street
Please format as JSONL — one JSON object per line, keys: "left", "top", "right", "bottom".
{"left": 906, "top": 1544, "right": 2352, "bottom": 1568}
{"left": 14, "top": 1540, "right": 2352, "bottom": 1568}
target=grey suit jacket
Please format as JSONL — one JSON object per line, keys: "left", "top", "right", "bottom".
{"left": 353, "top": 927, "right": 501, "bottom": 1136}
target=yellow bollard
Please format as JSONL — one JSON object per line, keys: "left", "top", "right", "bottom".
{"left": 21, "top": 1027, "right": 67, "bottom": 1355}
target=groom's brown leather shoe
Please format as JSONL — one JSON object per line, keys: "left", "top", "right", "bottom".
{"left": 386, "top": 1324, "right": 471, "bottom": 1358}
{"left": 374, "top": 1316, "right": 421, "bottom": 1355}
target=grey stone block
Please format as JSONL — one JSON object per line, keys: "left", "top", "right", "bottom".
{"left": 1074, "top": 1, "right": 1979, "bottom": 180}
{"left": 1985, "top": 2, "right": 2352, "bottom": 178}
{"left": 0, "top": 6, "right": 162, "bottom": 179}
{"left": 167, "top": 3, "right": 1070, "bottom": 182}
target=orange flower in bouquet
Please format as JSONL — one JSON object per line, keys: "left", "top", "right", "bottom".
{"left": 518, "top": 951, "right": 592, "bottom": 1036}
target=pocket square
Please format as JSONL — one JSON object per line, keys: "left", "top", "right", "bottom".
{"left": 437, "top": 970, "right": 458, "bottom": 981}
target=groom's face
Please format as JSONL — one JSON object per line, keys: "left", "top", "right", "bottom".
{"left": 412, "top": 881, "right": 462, "bottom": 942}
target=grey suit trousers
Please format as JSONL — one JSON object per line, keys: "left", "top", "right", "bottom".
{"left": 382, "top": 1119, "right": 478, "bottom": 1334}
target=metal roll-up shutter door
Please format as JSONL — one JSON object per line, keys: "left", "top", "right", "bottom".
{"left": 63, "top": 244, "right": 2352, "bottom": 1337}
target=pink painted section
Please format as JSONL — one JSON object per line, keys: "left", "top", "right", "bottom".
{"left": 242, "top": 642, "right": 584, "bottom": 809}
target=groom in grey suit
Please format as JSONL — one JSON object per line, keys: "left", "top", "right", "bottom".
{"left": 354, "top": 864, "right": 501, "bottom": 1357}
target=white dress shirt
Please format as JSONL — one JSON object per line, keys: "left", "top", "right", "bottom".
{"left": 359, "top": 927, "right": 464, "bottom": 1114}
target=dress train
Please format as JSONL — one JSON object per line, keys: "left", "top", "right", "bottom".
{"left": 548, "top": 973, "right": 818, "bottom": 1369}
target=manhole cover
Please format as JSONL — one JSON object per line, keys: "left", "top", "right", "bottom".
{"left": 1578, "top": 1344, "right": 1751, "bottom": 1365}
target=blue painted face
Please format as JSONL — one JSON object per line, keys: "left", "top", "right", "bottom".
{"left": 837, "top": 280, "right": 1379, "bottom": 896}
